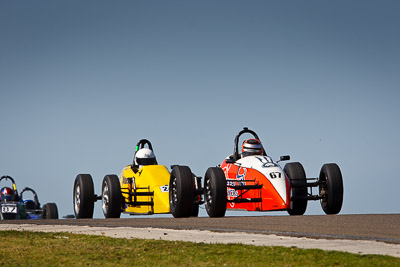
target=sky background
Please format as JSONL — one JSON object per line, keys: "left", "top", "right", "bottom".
{"left": 1, "top": 1, "right": 399, "bottom": 218}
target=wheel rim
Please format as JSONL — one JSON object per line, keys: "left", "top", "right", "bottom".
{"left": 205, "top": 178, "right": 212, "bottom": 206}
{"left": 74, "top": 184, "right": 81, "bottom": 214}
{"left": 319, "top": 174, "right": 328, "bottom": 206}
{"left": 170, "top": 176, "right": 177, "bottom": 208}
{"left": 102, "top": 183, "right": 110, "bottom": 215}
{"left": 289, "top": 188, "right": 294, "bottom": 210}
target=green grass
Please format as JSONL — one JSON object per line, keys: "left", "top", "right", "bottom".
{"left": 0, "top": 231, "right": 398, "bottom": 266}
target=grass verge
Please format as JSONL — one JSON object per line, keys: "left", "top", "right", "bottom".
{"left": 0, "top": 230, "right": 399, "bottom": 266}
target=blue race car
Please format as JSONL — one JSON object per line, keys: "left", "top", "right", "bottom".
{"left": 0, "top": 175, "right": 58, "bottom": 220}
{"left": 20, "top": 187, "right": 58, "bottom": 219}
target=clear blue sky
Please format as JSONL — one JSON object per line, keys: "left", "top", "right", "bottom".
{"left": 1, "top": 1, "right": 399, "bottom": 218}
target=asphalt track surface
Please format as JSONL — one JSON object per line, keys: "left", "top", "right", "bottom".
{"left": 2, "top": 214, "right": 399, "bottom": 244}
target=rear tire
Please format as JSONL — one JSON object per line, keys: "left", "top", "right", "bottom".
{"left": 169, "top": 166, "right": 194, "bottom": 218}
{"left": 102, "top": 175, "right": 122, "bottom": 218}
{"left": 319, "top": 163, "right": 343, "bottom": 214}
{"left": 284, "top": 162, "right": 308, "bottom": 215}
{"left": 204, "top": 167, "right": 227, "bottom": 217}
{"left": 191, "top": 204, "right": 199, "bottom": 217}
{"left": 73, "top": 174, "right": 95, "bottom": 219}
{"left": 43, "top": 203, "right": 59, "bottom": 219}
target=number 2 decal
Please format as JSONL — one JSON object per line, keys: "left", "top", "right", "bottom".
{"left": 160, "top": 185, "right": 169, "bottom": 192}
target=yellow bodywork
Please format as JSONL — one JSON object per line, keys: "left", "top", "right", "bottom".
{"left": 120, "top": 165, "right": 170, "bottom": 214}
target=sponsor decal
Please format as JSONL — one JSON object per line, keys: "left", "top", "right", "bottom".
{"left": 256, "top": 156, "right": 278, "bottom": 168}
{"left": 122, "top": 175, "right": 135, "bottom": 184}
{"left": 222, "top": 164, "right": 235, "bottom": 207}
{"left": 236, "top": 167, "right": 247, "bottom": 185}
{"left": 227, "top": 189, "right": 238, "bottom": 197}
{"left": 263, "top": 162, "right": 278, "bottom": 168}
{"left": 227, "top": 167, "right": 248, "bottom": 208}
{"left": 222, "top": 163, "right": 232, "bottom": 177}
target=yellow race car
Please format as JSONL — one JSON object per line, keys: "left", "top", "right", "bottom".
{"left": 73, "top": 139, "right": 202, "bottom": 218}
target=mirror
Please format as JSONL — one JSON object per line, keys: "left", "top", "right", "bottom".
{"left": 279, "top": 155, "right": 290, "bottom": 161}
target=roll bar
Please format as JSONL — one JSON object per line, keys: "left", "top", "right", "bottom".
{"left": 231, "top": 127, "right": 267, "bottom": 161}
{"left": 0, "top": 175, "right": 18, "bottom": 194}
{"left": 20, "top": 187, "right": 41, "bottom": 209}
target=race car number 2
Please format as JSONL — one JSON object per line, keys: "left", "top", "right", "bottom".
{"left": 1, "top": 205, "right": 17, "bottom": 213}
{"left": 160, "top": 185, "right": 169, "bottom": 192}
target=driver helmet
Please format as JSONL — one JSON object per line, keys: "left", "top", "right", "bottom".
{"left": 241, "top": 139, "right": 263, "bottom": 157}
{"left": 0, "top": 187, "right": 15, "bottom": 201}
{"left": 134, "top": 148, "right": 156, "bottom": 167}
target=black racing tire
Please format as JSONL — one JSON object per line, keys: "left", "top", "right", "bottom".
{"left": 284, "top": 162, "right": 308, "bottom": 216}
{"left": 102, "top": 175, "right": 122, "bottom": 218}
{"left": 73, "top": 174, "right": 95, "bottom": 219}
{"left": 191, "top": 204, "right": 199, "bottom": 217}
{"left": 43, "top": 203, "right": 59, "bottom": 219}
{"left": 169, "top": 166, "right": 194, "bottom": 218}
{"left": 204, "top": 167, "right": 227, "bottom": 218}
{"left": 319, "top": 163, "right": 344, "bottom": 215}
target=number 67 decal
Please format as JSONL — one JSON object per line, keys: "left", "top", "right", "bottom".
{"left": 269, "top": 172, "right": 281, "bottom": 179}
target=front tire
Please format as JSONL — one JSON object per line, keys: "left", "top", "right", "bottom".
{"left": 284, "top": 162, "right": 308, "bottom": 216}
{"left": 204, "top": 167, "right": 227, "bottom": 217}
{"left": 169, "top": 166, "right": 194, "bottom": 218}
{"left": 319, "top": 163, "right": 343, "bottom": 214}
{"left": 73, "top": 174, "right": 95, "bottom": 219}
{"left": 102, "top": 175, "right": 122, "bottom": 218}
{"left": 43, "top": 203, "right": 59, "bottom": 219}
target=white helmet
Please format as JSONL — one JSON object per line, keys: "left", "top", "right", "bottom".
{"left": 134, "top": 148, "right": 156, "bottom": 166}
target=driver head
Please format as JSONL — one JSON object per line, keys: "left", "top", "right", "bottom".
{"left": 241, "top": 139, "right": 263, "bottom": 157}
{"left": 134, "top": 148, "right": 157, "bottom": 167}
{"left": 0, "top": 187, "right": 15, "bottom": 201}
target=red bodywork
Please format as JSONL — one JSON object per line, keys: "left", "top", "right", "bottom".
{"left": 221, "top": 159, "right": 291, "bottom": 212}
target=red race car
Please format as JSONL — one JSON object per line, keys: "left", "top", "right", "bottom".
{"left": 203, "top": 127, "right": 344, "bottom": 217}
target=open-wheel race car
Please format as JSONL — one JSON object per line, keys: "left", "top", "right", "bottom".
{"left": 202, "top": 127, "right": 344, "bottom": 217}
{"left": 20, "top": 187, "right": 59, "bottom": 219}
{"left": 73, "top": 139, "right": 203, "bottom": 219}
{"left": 0, "top": 175, "right": 59, "bottom": 220}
